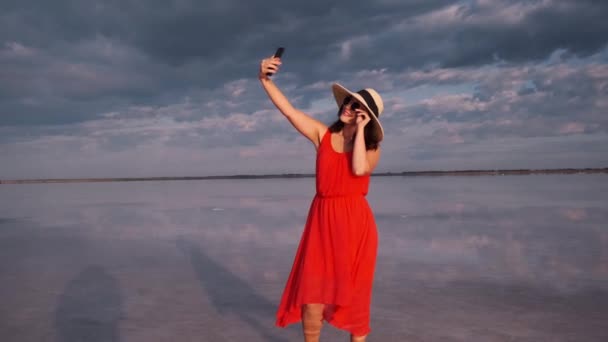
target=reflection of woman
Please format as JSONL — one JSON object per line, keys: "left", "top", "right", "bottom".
{"left": 259, "top": 54, "right": 385, "bottom": 342}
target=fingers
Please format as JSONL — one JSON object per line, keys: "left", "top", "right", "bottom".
{"left": 264, "top": 57, "right": 281, "bottom": 65}
{"left": 355, "top": 110, "right": 369, "bottom": 120}
{"left": 260, "top": 57, "right": 282, "bottom": 76}
{"left": 355, "top": 109, "right": 371, "bottom": 127}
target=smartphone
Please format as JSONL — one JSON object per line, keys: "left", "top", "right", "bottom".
{"left": 274, "top": 47, "right": 285, "bottom": 58}
{"left": 267, "top": 47, "right": 285, "bottom": 76}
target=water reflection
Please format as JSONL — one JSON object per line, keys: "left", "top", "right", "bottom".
{"left": 54, "top": 265, "right": 123, "bottom": 342}
{"left": 374, "top": 204, "right": 608, "bottom": 292}
{"left": 176, "top": 237, "right": 293, "bottom": 342}
{"left": 0, "top": 175, "right": 606, "bottom": 341}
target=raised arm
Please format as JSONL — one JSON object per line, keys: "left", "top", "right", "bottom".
{"left": 258, "top": 56, "right": 327, "bottom": 148}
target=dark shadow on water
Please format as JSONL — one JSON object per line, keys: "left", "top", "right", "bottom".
{"left": 176, "top": 237, "right": 292, "bottom": 342}
{"left": 54, "top": 265, "right": 124, "bottom": 342}
{"left": 0, "top": 217, "right": 19, "bottom": 226}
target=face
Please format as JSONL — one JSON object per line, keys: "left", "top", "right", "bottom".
{"left": 339, "top": 96, "right": 368, "bottom": 124}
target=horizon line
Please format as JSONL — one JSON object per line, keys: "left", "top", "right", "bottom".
{"left": 1, "top": 167, "right": 607, "bottom": 184}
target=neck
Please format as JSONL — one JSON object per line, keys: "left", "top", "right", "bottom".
{"left": 342, "top": 124, "right": 357, "bottom": 141}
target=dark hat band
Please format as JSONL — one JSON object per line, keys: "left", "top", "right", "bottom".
{"left": 356, "top": 89, "right": 379, "bottom": 118}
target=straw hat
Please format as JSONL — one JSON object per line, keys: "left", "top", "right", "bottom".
{"left": 331, "top": 83, "right": 384, "bottom": 141}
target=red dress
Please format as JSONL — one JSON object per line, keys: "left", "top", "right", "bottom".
{"left": 275, "top": 129, "right": 379, "bottom": 336}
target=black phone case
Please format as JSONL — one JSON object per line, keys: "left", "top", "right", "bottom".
{"left": 267, "top": 47, "right": 285, "bottom": 76}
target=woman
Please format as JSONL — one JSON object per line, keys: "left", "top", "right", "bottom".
{"left": 259, "top": 54, "right": 384, "bottom": 342}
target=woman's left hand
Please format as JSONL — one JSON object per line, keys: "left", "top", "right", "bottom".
{"left": 355, "top": 109, "right": 371, "bottom": 129}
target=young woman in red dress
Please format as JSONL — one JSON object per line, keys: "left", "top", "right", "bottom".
{"left": 259, "top": 53, "right": 385, "bottom": 342}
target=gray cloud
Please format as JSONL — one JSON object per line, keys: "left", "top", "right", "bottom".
{"left": 358, "top": 0, "right": 608, "bottom": 71}
{"left": 7, "top": 0, "right": 605, "bottom": 126}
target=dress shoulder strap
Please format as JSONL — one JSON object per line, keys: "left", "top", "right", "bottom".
{"left": 321, "top": 128, "right": 330, "bottom": 142}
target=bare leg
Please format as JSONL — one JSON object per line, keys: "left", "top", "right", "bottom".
{"left": 301, "top": 303, "right": 324, "bottom": 342}
{"left": 350, "top": 334, "right": 367, "bottom": 342}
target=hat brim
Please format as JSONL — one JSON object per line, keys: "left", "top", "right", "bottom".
{"left": 332, "top": 83, "right": 384, "bottom": 142}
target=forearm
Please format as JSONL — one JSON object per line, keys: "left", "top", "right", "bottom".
{"left": 259, "top": 77, "right": 295, "bottom": 118}
{"left": 257, "top": 58, "right": 325, "bottom": 144}
{"left": 352, "top": 127, "right": 370, "bottom": 176}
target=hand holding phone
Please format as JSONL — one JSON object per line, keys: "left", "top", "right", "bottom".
{"left": 266, "top": 47, "right": 285, "bottom": 76}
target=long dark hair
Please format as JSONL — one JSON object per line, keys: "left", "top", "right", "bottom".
{"left": 328, "top": 106, "right": 381, "bottom": 150}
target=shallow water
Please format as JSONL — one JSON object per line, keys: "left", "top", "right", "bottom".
{"left": 1, "top": 174, "right": 607, "bottom": 341}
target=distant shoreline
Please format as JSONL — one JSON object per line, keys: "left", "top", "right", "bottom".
{"left": 1, "top": 168, "right": 607, "bottom": 184}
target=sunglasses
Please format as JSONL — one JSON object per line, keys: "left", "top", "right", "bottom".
{"left": 342, "top": 96, "right": 361, "bottom": 110}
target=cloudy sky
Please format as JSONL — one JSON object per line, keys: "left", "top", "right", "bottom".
{"left": 1, "top": 0, "right": 607, "bottom": 179}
